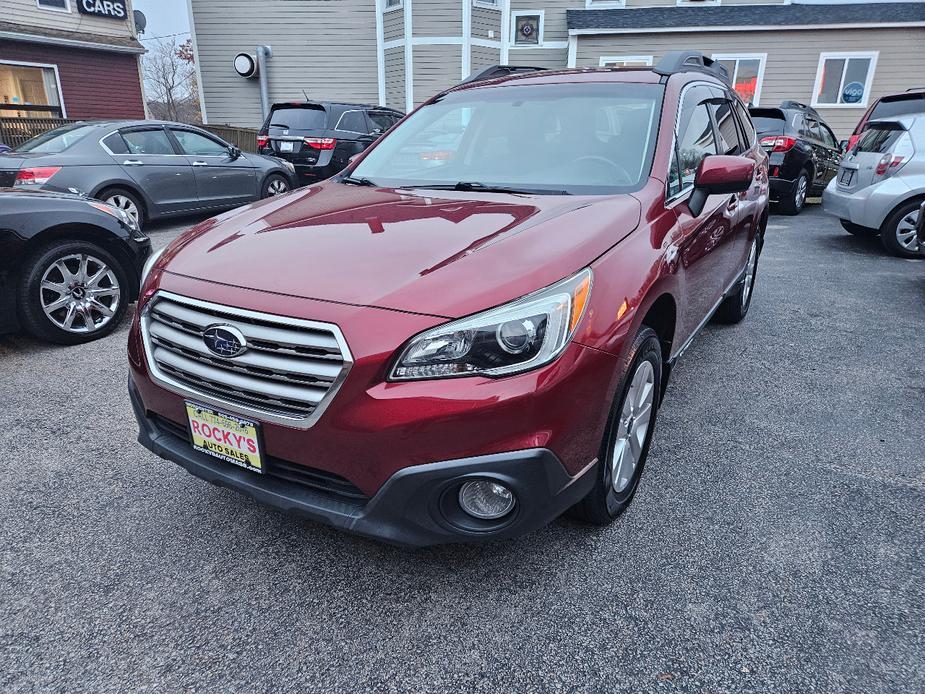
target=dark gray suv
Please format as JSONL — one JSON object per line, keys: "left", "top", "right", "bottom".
{"left": 0, "top": 121, "right": 297, "bottom": 228}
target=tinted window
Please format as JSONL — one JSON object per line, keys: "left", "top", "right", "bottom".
{"left": 869, "top": 95, "right": 925, "bottom": 120}
{"left": 352, "top": 83, "right": 663, "bottom": 195}
{"left": 122, "top": 129, "right": 175, "bottom": 155}
{"left": 337, "top": 110, "right": 369, "bottom": 133}
{"left": 748, "top": 110, "right": 786, "bottom": 136}
{"left": 101, "top": 132, "right": 130, "bottom": 155}
{"left": 368, "top": 111, "right": 396, "bottom": 132}
{"left": 267, "top": 106, "right": 327, "bottom": 132}
{"left": 818, "top": 123, "right": 838, "bottom": 149}
{"left": 733, "top": 101, "right": 756, "bottom": 146}
{"left": 672, "top": 89, "right": 718, "bottom": 192}
{"left": 856, "top": 125, "right": 904, "bottom": 153}
{"left": 711, "top": 101, "right": 741, "bottom": 155}
{"left": 17, "top": 124, "right": 96, "bottom": 153}
{"left": 172, "top": 129, "right": 228, "bottom": 156}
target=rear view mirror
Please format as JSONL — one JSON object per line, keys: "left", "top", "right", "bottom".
{"left": 228, "top": 145, "right": 242, "bottom": 160}
{"left": 689, "top": 155, "right": 755, "bottom": 217}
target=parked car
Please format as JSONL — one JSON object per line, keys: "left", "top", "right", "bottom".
{"left": 0, "top": 121, "right": 297, "bottom": 229}
{"left": 0, "top": 188, "right": 151, "bottom": 344}
{"left": 129, "top": 53, "right": 769, "bottom": 546}
{"left": 917, "top": 200, "right": 925, "bottom": 257}
{"left": 257, "top": 101, "right": 403, "bottom": 184}
{"left": 749, "top": 101, "right": 842, "bottom": 215}
{"left": 823, "top": 114, "right": 924, "bottom": 258}
{"left": 0, "top": 143, "right": 11, "bottom": 154}
{"left": 846, "top": 88, "right": 925, "bottom": 152}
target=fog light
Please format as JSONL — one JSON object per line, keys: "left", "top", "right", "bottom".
{"left": 458, "top": 480, "right": 515, "bottom": 520}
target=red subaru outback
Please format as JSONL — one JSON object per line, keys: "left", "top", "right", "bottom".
{"left": 129, "top": 53, "right": 768, "bottom": 546}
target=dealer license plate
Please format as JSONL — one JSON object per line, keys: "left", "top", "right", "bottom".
{"left": 279, "top": 141, "right": 294, "bottom": 152}
{"left": 185, "top": 402, "right": 264, "bottom": 474}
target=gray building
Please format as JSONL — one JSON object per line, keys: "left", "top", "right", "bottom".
{"left": 189, "top": 0, "right": 925, "bottom": 137}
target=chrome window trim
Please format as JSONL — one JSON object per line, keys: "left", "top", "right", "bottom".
{"left": 664, "top": 80, "right": 723, "bottom": 204}
{"left": 140, "top": 290, "right": 354, "bottom": 430}
{"left": 334, "top": 109, "right": 369, "bottom": 135}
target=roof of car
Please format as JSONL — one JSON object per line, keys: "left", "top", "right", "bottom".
{"left": 450, "top": 67, "right": 671, "bottom": 94}
{"left": 270, "top": 101, "right": 401, "bottom": 111}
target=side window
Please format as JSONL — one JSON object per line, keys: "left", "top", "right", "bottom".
{"left": 337, "top": 110, "right": 369, "bottom": 133}
{"left": 819, "top": 123, "right": 839, "bottom": 149}
{"left": 101, "top": 132, "right": 129, "bottom": 155}
{"left": 171, "top": 129, "right": 228, "bottom": 156}
{"left": 732, "top": 100, "right": 756, "bottom": 147}
{"left": 367, "top": 111, "right": 394, "bottom": 133}
{"left": 711, "top": 101, "right": 741, "bottom": 155}
{"left": 671, "top": 88, "right": 719, "bottom": 195}
{"left": 121, "top": 129, "right": 175, "bottom": 155}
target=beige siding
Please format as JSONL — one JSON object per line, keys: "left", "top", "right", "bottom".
{"left": 625, "top": 0, "right": 787, "bottom": 5}
{"left": 192, "top": 0, "right": 379, "bottom": 127}
{"left": 413, "top": 44, "right": 461, "bottom": 104}
{"left": 575, "top": 27, "right": 925, "bottom": 137}
{"left": 506, "top": 47, "right": 568, "bottom": 70}
{"left": 385, "top": 46, "right": 405, "bottom": 111}
{"left": 471, "top": 5, "right": 501, "bottom": 40}
{"left": 471, "top": 44, "right": 501, "bottom": 72}
{"left": 414, "top": 0, "right": 462, "bottom": 36}
{"left": 384, "top": 6, "right": 404, "bottom": 41}
{"left": 5, "top": 0, "right": 137, "bottom": 38}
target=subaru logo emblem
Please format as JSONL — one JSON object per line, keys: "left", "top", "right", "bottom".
{"left": 203, "top": 325, "right": 247, "bottom": 358}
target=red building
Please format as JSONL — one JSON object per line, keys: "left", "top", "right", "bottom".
{"left": 0, "top": 0, "right": 145, "bottom": 122}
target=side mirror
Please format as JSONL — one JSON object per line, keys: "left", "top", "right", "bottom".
{"left": 688, "top": 155, "right": 755, "bottom": 217}
{"left": 839, "top": 140, "right": 849, "bottom": 153}
{"left": 228, "top": 145, "right": 242, "bottom": 160}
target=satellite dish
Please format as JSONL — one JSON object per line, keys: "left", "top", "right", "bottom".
{"left": 133, "top": 10, "right": 147, "bottom": 34}
{"left": 234, "top": 52, "right": 259, "bottom": 78}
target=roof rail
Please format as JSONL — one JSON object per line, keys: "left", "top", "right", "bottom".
{"left": 459, "top": 64, "right": 547, "bottom": 86}
{"left": 780, "top": 100, "right": 820, "bottom": 117}
{"left": 653, "top": 52, "right": 729, "bottom": 84}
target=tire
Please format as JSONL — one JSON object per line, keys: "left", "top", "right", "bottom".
{"left": 17, "top": 240, "right": 130, "bottom": 345}
{"left": 571, "top": 327, "right": 663, "bottom": 526}
{"left": 880, "top": 200, "right": 923, "bottom": 259}
{"left": 261, "top": 173, "right": 291, "bottom": 199}
{"left": 840, "top": 219, "right": 879, "bottom": 237}
{"left": 776, "top": 170, "right": 809, "bottom": 216}
{"left": 99, "top": 187, "right": 145, "bottom": 229}
{"left": 714, "top": 234, "right": 760, "bottom": 324}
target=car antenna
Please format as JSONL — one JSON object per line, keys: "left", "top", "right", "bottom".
{"left": 302, "top": 89, "right": 309, "bottom": 101}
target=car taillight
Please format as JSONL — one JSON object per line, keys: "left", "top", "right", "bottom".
{"left": 256, "top": 135, "right": 269, "bottom": 148}
{"left": 15, "top": 166, "right": 61, "bottom": 185}
{"left": 304, "top": 137, "right": 336, "bottom": 150}
{"left": 759, "top": 136, "right": 797, "bottom": 153}
{"left": 875, "top": 132, "right": 915, "bottom": 179}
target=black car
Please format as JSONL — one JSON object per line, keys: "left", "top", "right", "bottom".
{"left": 749, "top": 101, "right": 842, "bottom": 215}
{"left": 257, "top": 101, "right": 403, "bottom": 184}
{"left": 0, "top": 189, "right": 151, "bottom": 344}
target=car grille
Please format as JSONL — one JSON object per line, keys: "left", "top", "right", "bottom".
{"left": 141, "top": 292, "right": 352, "bottom": 428}
{"left": 149, "top": 413, "right": 368, "bottom": 503}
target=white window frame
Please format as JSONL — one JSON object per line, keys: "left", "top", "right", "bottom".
{"left": 36, "top": 0, "right": 71, "bottom": 12}
{"left": 712, "top": 53, "right": 767, "bottom": 106}
{"left": 0, "top": 59, "right": 67, "bottom": 118}
{"left": 473, "top": 0, "right": 500, "bottom": 10}
{"left": 599, "top": 55, "right": 653, "bottom": 68}
{"left": 383, "top": 0, "right": 403, "bottom": 13}
{"left": 585, "top": 1, "right": 626, "bottom": 8}
{"left": 811, "top": 51, "right": 879, "bottom": 109}
{"left": 510, "top": 10, "right": 544, "bottom": 48}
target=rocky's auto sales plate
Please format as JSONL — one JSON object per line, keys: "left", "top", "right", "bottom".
{"left": 185, "top": 402, "right": 264, "bottom": 473}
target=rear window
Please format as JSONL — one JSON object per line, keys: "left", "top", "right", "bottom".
{"left": 869, "top": 94, "right": 925, "bottom": 121}
{"left": 855, "top": 123, "right": 905, "bottom": 154}
{"left": 266, "top": 105, "right": 327, "bottom": 132}
{"left": 17, "top": 124, "right": 96, "bottom": 153}
{"left": 748, "top": 108, "right": 786, "bottom": 134}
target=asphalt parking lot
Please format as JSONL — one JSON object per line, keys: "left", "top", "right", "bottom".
{"left": 1, "top": 203, "right": 922, "bottom": 693}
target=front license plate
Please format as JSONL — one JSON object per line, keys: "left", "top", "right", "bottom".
{"left": 185, "top": 402, "right": 264, "bottom": 474}
{"left": 279, "top": 141, "right": 294, "bottom": 152}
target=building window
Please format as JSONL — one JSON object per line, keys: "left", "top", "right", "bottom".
{"left": 713, "top": 53, "right": 766, "bottom": 106}
{"left": 511, "top": 11, "right": 543, "bottom": 47}
{"left": 585, "top": 1, "right": 626, "bottom": 8}
{"left": 383, "top": 0, "right": 402, "bottom": 12}
{"left": 599, "top": 55, "right": 653, "bottom": 68}
{"left": 0, "top": 61, "right": 65, "bottom": 118}
{"left": 812, "top": 52, "right": 878, "bottom": 108}
{"left": 36, "top": 0, "right": 70, "bottom": 11}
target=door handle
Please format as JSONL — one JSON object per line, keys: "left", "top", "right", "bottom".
{"left": 122, "top": 160, "right": 143, "bottom": 166}
{"left": 192, "top": 161, "right": 209, "bottom": 167}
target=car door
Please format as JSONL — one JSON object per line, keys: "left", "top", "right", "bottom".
{"left": 115, "top": 127, "right": 198, "bottom": 215}
{"left": 816, "top": 122, "right": 843, "bottom": 187}
{"left": 803, "top": 118, "right": 830, "bottom": 192}
{"left": 168, "top": 127, "right": 258, "bottom": 208}
{"left": 666, "top": 85, "right": 738, "bottom": 340}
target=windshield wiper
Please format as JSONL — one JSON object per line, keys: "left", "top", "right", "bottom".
{"left": 341, "top": 176, "right": 377, "bottom": 187}
{"left": 401, "top": 181, "right": 570, "bottom": 195}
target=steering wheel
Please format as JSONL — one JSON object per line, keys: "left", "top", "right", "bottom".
{"left": 572, "top": 155, "right": 633, "bottom": 185}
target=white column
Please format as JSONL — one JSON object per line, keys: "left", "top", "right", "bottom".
{"left": 404, "top": 0, "right": 414, "bottom": 113}
{"left": 500, "top": 0, "right": 511, "bottom": 65}
{"left": 375, "top": 0, "right": 386, "bottom": 106}
{"left": 462, "top": 0, "right": 472, "bottom": 79}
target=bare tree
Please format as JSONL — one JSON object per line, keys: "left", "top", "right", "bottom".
{"left": 142, "top": 38, "right": 201, "bottom": 123}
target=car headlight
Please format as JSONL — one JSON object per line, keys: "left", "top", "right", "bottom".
{"left": 283, "top": 161, "right": 295, "bottom": 174}
{"left": 88, "top": 200, "right": 143, "bottom": 238}
{"left": 390, "top": 269, "right": 592, "bottom": 381}
{"left": 140, "top": 246, "right": 166, "bottom": 288}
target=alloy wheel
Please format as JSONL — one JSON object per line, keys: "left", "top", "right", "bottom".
{"left": 267, "top": 179, "right": 289, "bottom": 196}
{"left": 39, "top": 253, "right": 121, "bottom": 333}
{"left": 895, "top": 208, "right": 920, "bottom": 252}
{"left": 795, "top": 175, "right": 808, "bottom": 210}
{"left": 107, "top": 194, "right": 140, "bottom": 224}
{"left": 742, "top": 237, "right": 759, "bottom": 310}
{"left": 612, "top": 360, "right": 655, "bottom": 493}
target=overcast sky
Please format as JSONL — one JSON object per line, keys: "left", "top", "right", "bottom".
{"left": 134, "top": 0, "right": 190, "bottom": 44}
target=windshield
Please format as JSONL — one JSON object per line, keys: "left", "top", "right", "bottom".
{"left": 869, "top": 95, "right": 925, "bottom": 121}
{"left": 266, "top": 106, "right": 327, "bottom": 132}
{"left": 748, "top": 109, "right": 786, "bottom": 135}
{"left": 17, "top": 124, "right": 96, "bottom": 153}
{"left": 351, "top": 83, "right": 663, "bottom": 195}
{"left": 855, "top": 124, "right": 905, "bottom": 154}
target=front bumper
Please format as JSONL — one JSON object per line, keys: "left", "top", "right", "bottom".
{"left": 822, "top": 177, "right": 914, "bottom": 230}
{"left": 130, "top": 379, "right": 596, "bottom": 546}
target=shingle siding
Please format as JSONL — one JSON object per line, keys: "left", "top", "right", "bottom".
{"left": 471, "top": 5, "right": 501, "bottom": 40}
{"left": 414, "top": 0, "right": 462, "bottom": 36}
{"left": 413, "top": 44, "right": 461, "bottom": 104}
{"left": 385, "top": 46, "right": 405, "bottom": 111}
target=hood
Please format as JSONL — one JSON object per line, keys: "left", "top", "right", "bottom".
{"left": 162, "top": 182, "right": 641, "bottom": 318}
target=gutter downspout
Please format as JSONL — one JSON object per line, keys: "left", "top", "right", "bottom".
{"left": 256, "top": 44, "right": 272, "bottom": 121}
